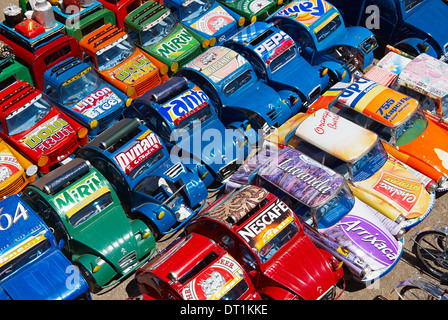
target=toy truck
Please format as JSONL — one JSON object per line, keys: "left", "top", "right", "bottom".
{"left": 0, "top": 10, "right": 81, "bottom": 90}
{"left": 266, "top": 0, "right": 378, "bottom": 83}
{"left": 79, "top": 24, "right": 169, "bottom": 98}
{"left": 22, "top": 158, "right": 157, "bottom": 293}
{"left": 329, "top": 0, "right": 448, "bottom": 60}
{"left": 98, "top": 0, "right": 143, "bottom": 28}
{"left": 43, "top": 57, "right": 131, "bottom": 137}
{"left": 124, "top": 1, "right": 207, "bottom": 73}
{"left": 124, "top": 76, "right": 254, "bottom": 187}
{"left": 0, "top": 79, "right": 89, "bottom": 173}
{"left": 162, "top": 0, "right": 245, "bottom": 45}
{"left": 0, "top": 194, "right": 91, "bottom": 299}
{"left": 76, "top": 118, "right": 209, "bottom": 239}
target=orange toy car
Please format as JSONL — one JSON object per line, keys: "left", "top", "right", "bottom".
{"left": 79, "top": 24, "right": 169, "bottom": 99}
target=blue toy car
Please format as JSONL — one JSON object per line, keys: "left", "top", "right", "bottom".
{"left": 329, "top": 0, "right": 448, "bottom": 60}
{"left": 266, "top": 0, "right": 378, "bottom": 83}
{"left": 175, "top": 45, "right": 301, "bottom": 143}
{"left": 163, "top": 0, "right": 246, "bottom": 45}
{"left": 124, "top": 76, "right": 254, "bottom": 187}
{"left": 0, "top": 194, "right": 90, "bottom": 300}
{"left": 76, "top": 118, "right": 208, "bottom": 239}
{"left": 43, "top": 57, "right": 131, "bottom": 138}
{"left": 224, "top": 21, "right": 330, "bottom": 108}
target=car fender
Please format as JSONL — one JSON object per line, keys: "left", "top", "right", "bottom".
{"left": 129, "top": 218, "right": 157, "bottom": 256}
{"left": 73, "top": 253, "right": 116, "bottom": 288}
{"left": 132, "top": 202, "right": 177, "bottom": 235}
{"left": 394, "top": 37, "right": 439, "bottom": 58}
{"left": 339, "top": 26, "right": 377, "bottom": 68}
{"left": 318, "top": 60, "right": 350, "bottom": 83}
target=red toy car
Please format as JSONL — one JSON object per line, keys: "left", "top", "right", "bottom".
{"left": 0, "top": 80, "right": 88, "bottom": 173}
{"left": 185, "top": 185, "right": 345, "bottom": 300}
{"left": 97, "top": 0, "right": 143, "bottom": 28}
{"left": 133, "top": 232, "right": 262, "bottom": 300}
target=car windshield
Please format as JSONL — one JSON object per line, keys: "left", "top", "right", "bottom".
{"left": 174, "top": 104, "right": 213, "bottom": 131}
{"left": 141, "top": 12, "right": 178, "bottom": 47}
{"left": 127, "top": 148, "right": 165, "bottom": 180}
{"left": 394, "top": 108, "right": 428, "bottom": 146}
{"left": 68, "top": 192, "right": 113, "bottom": 227}
{"left": 314, "top": 182, "right": 354, "bottom": 229}
{"left": 351, "top": 140, "right": 388, "bottom": 182}
{"left": 403, "top": 0, "right": 424, "bottom": 12}
{"left": 180, "top": 0, "right": 214, "bottom": 21}
{"left": 0, "top": 237, "right": 51, "bottom": 279}
{"left": 314, "top": 14, "right": 342, "bottom": 43}
{"left": 222, "top": 70, "right": 252, "bottom": 96}
{"left": 5, "top": 94, "right": 52, "bottom": 135}
{"left": 269, "top": 46, "right": 297, "bottom": 73}
{"left": 96, "top": 35, "right": 136, "bottom": 71}
{"left": 257, "top": 219, "right": 299, "bottom": 263}
{"left": 60, "top": 68, "right": 103, "bottom": 106}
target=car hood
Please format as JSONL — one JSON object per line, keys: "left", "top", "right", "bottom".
{"left": 0, "top": 250, "right": 88, "bottom": 300}
{"left": 405, "top": 1, "right": 448, "bottom": 52}
{"left": 264, "top": 235, "right": 336, "bottom": 300}
{"left": 187, "top": 5, "right": 238, "bottom": 40}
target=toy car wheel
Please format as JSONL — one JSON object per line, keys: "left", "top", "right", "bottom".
{"left": 75, "top": 262, "right": 101, "bottom": 294}
{"left": 413, "top": 230, "right": 448, "bottom": 279}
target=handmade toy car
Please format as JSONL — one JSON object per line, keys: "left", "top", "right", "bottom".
{"left": 0, "top": 41, "right": 33, "bottom": 85}
{"left": 319, "top": 77, "right": 448, "bottom": 191}
{"left": 175, "top": 46, "right": 301, "bottom": 142}
{"left": 19, "top": 0, "right": 117, "bottom": 41}
{"left": 186, "top": 184, "right": 345, "bottom": 299}
{"left": 0, "top": 79, "right": 88, "bottom": 173}
{"left": 124, "top": 76, "right": 253, "bottom": 187}
{"left": 43, "top": 57, "right": 130, "bottom": 137}
{"left": 76, "top": 118, "right": 208, "bottom": 239}
{"left": 124, "top": 1, "right": 207, "bottom": 73}
{"left": 21, "top": 157, "right": 156, "bottom": 293}
{"left": 266, "top": 0, "right": 377, "bottom": 83}
{"left": 224, "top": 21, "right": 330, "bottom": 108}
{"left": 226, "top": 147, "right": 404, "bottom": 283}
{"left": 329, "top": 0, "right": 448, "bottom": 60}
{"left": 0, "top": 12, "right": 81, "bottom": 90}
{"left": 215, "top": 0, "right": 283, "bottom": 23}
{"left": 264, "top": 108, "right": 436, "bottom": 230}
{"left": 133, "top": 232, "right": 262, "bottom": 300}
{"left": 162, "top": 0, "right": 245, "bottom": 45}
{"left": 98, "top": 0, "right": 143, "bottom": 28}
{"left": 79, "top": 24, "right": 169, "bottom": 99}
{"left": 0, "top": 194, "right": 91, "bottom": 300}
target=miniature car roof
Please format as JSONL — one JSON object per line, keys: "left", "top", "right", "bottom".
{"left": 231, "top": 21, "right": 274, "bottom": 45}
{"left": 257, "top": 146, "right": 344, "bottom": 208}
{"left": 295, "top": 109, "right": 378, "bottom": 162}
{"left": 183, "top": 46, "right": 248, "bottom": 83}
{"left": 398, "top": 53, "right": 448, "bottom": 100}
{"left": 79, "top": 24, "right": 125, "bottom": 52}
{"left": 272, "top": 0, "right": 337, "bottom": 30}
{"left": 337, "top": 78, "right": 419, "bottom": 127}
{"left": 45, "top": 57, "right": 89, "bottom": 84}
{"left": 124, "top": 1, "right": 170, "bottom": 30}
{"left": 0, "top": 80, "right": 39, "bottom": 114}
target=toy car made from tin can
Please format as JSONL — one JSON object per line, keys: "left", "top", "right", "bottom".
{"left": 124, "top": 76, "right": 253, "bottom": 187}
{"left": 226, "top": 147, "right": 405, "bottom": 283}
{"left": 76, "top": 118, "right": 208, "bottom": 239}
{"left": 0, "top": 79, "right": 89, "bottom": 173}
{"left": 133, "top": 232, "right": 262, "bottom": 300}
{"left": 124, "top": 1, "right": 207, "bottom": 74}
{"left": 175, "top": 45, "right": 301, "bottom": 142}
{"left": 163, "top": 0, "right": 245, "bottom": 45}
{"left": 22, "top": 157, "right": 157, "bottom": 293}
{"left": 225, "top": 21, "right": 330, "bottom": 108}
{"left": 186, "top": 184, "right": 345, "bottom": 299}
{"left": 79, "top": 24, "right": 169, "bottom": 99}
{"left": 43, "top": 57, "right": 131, "bottom": 138}
{"left": 264, "top": 108, "right": 436, "bottom": 230}
{"left": 0, "top": 194, "right": 91, "bottom": 300}
{"left": 266, "top": 0, "right": 377, "bottom": 84}
{"left": 216, "top": 0, "right": 283, "bottom": 23}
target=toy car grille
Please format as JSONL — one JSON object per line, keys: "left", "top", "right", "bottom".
{"left": 118, "top": 250, "right": 137, "bottom": 269}
{"left": 163, "top": 162, "right": 184, "bottom": 179}
{"left": 0, "top": 174, "right": 26, "bottom": 198}
{"left": 218, "top": 159, "right": 239, "bottom": 181}
{"left": 48, "top": 137, "right": 78, "bottom": 163}
{"left": 134, "top": 72, "right": 162, "bottom": 96}
{"left": 318, "top": 286, "right": 335, "bottom": 300}
{"left": 308, "top": 86, "right": 321, "bottom": 103}
{"left": 98, "top": 108, "right": 121, "bottom": 131}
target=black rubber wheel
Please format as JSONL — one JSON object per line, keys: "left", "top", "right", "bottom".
{"left": 75, "top": 263, "right": 102, "bottom": 294}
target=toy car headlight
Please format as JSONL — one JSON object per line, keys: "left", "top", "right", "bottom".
{"left": 170, "top": 62, "right": 179, "bottom": 73}
{"left": 126, "top": 98, "right": 133, "bottom": 107}
{"left": 126, "top": 86, "right": 136, "bottom": 97}
{"left": 438, "top": 175, "right": 447, "bottom": 188}
{"left": 26, "top": 165, "right": 38, "bottom": 177}
{"left": 160, "top": 64, "right": 169, "bottom": 75}
{"left": 209, "top": 37, "right": 216, "bottom": 47}
{"left": 37, "top": 155, "right": 49, "bottom": 168}
{"left": 277, "top": 0, "right": 283, "bottom": 5}
{"left": 202, "top": 39, "right": 210, "bottom": 49}
{"left": 238, "top": 17, "right": 245, "bottom": 26}
{"left": 90, "top": 120, "right": 98, "bottom": 130}
{"left": 250, "top": 16, "right": 257, "bottom": 23}
{"left": 78, "top": 127, "right": 88, "bottom": 139}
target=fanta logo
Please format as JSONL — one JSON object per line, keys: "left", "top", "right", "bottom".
{"left": 277, "top": 0, "right": 327, "bottom": 18}
{"left": 115, "top": 56, "right": 157, "bottom": 84}
{"left": 24, "top": 117, "right": 74, "bottom": 153}
{"left": 156, "top": 29, "right": 195, "bottom": 59}
{"left": 158, "top": 87, "right": 209, "bottom": 125}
